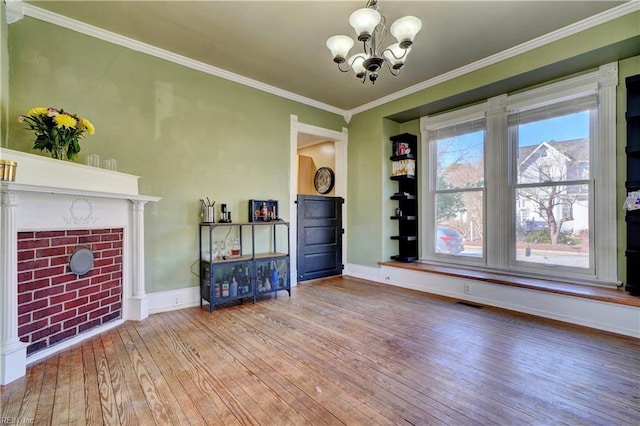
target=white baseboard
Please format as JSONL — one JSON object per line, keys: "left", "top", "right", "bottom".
{"left": 144, "top": 264, "right": 639, "bottom": 338}
{"left": 343, "top": 263, "right": 380, "bottom": 281}
{"left": 353, "top": 263, "right": 639, "bottom": 338}
{"left": 147, "top": 286, "right": 201, "bottom": 314}
{"left": 27, "top": 319, "right": 124, "bottom": 366}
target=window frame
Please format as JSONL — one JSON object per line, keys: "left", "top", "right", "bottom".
{"left": 420, "top": 63, "right": 619, "bottom": 287}
{"left": 509, "top": 102, "right": 596, "bottom": 275}
{"left": 422, "top": 102, "right": 488, "bottom": 263}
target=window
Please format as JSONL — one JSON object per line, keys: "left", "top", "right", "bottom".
{"left": 511, "top": 105, "right": 594, "bottom": 270}
{"left": 429, "top": 117, "right": 485, "bottom": 258}
{"left": 421, "top": 64, "right": 618, "bottom": 286}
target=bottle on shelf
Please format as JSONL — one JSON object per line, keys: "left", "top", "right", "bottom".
{"left": 271, "top": 262, "right": 279, "bottom": 289}
{"left": 221, "top": 275, "right": 230, "bottom": 298}
{"left": 230, "top": 237, "right": 241, "bottom": 257}
{"left": 230, "top": 275, "right": 238, "bottom": 297}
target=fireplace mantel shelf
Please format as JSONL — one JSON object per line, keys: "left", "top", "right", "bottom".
{"left": 1, "top": 181, "right": 161, "bottom": 203}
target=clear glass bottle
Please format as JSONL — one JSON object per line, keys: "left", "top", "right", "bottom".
{"left": 230, "top": 238, "right": 241, "bottom": 257}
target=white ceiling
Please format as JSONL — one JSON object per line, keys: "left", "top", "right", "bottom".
{"left": 24, "top": 1, "right": 632, "bottom": 114}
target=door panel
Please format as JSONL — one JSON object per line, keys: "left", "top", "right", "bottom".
{"left": 297, "top": 195, "right": 343, "bottom": 281}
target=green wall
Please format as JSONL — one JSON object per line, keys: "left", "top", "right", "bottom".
{"left": 7, "top": 10, "right": 640, "bottom": 289}
{"left": 7, "top": 17, "right": 344, "bottom": 292}
{"left": 0, "top": 2, "right": 8, "bottom": 145}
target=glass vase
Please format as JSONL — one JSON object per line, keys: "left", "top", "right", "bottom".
{"left": 52, "top": 145, "right": 66, "bottom": 160}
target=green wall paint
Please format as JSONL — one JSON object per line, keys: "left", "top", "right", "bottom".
{"left": 7, "top": 11, "right": 640, "bottom": 286}
{"left": 0, "top": 3, "right": 8, "bottom": 146}
{"left": 8, "top": 17, "right": 343, "bottom": 292}
{"left": 345, "top": 110, "right": 386, "bottom": 266}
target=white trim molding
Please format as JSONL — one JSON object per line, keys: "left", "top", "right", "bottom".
{"left": 349, "top": 2, "right": 638, "bottom": 116}
{"left": 344, "top": 262, "right": 639, "bottom": 337}
{"left": 290, "top": 115, "right": 348, "bottom": 284}
{"left": 594, "top": 62, "right": 619, "bottom": 284}
{"left": 21, "top": 2, "right": 638, "bottom": 121}
{"left": 5, "top": 0, "right": 23, "bottom": 24}
{"left": 22, "top": 3, "right": 345, "bottom": 118}
{"left": 132, "top": 268, "right": 640, "bottom": 339}
{"left": 371, "top": 265, "right": 639, "bottom": 338}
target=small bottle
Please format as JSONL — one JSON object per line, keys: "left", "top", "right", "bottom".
{"left": 230, "top": 238, "right": 241, "bottom": 257}
{"left": 221, "top": 275, "right": 229, "bottom": 298}
{"left": 230, "top": 276, "right": 238, "bottom": 297}
{"left": 260, "top": 202, "right": 268, "bottom": 220}
{"left": 264, "top": 275, "right": 271, "bottom": 291}
{"left": 271, "top": 266, "right": 279, "bottom": 289}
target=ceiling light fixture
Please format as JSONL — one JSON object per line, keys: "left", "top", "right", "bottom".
{"left": 326, "top": 0, "right": 422, "bottom": 84}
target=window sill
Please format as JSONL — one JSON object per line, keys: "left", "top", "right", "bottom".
{"left": 378, "top": 261, "right": 640, "bottom": 308}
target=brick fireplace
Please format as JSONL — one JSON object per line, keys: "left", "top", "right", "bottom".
{"left": 0, "top": 148, "right": 160, "bottom": 384}
{"left": 17, "top": 228, "right": 124, "bottom": 355}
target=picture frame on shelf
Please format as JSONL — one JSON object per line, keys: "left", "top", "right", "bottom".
{"left": 249, "top": 199, "right": 279, "bottom": 222}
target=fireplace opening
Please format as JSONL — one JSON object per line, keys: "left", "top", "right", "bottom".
{"left": 17, "top": 228, "right": 123, "bottom": 355}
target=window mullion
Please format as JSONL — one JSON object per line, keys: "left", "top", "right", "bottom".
{"left": 485, "top": 95, "right": 509, "bottom": 269}
{"left": 594, "top": 63, "right": 618, "bottom": 283}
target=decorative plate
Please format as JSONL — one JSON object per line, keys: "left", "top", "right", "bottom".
{"left": 314, "top": 167, "right": 335, "bottom": 194}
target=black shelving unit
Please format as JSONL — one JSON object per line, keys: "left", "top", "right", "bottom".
{"left": 199, "top": 221, "right": 290, "bottom": 311}
{"left": 625, "top": 74, "right": 640, "bottom": 295}
{"left": 389, "top": 133, "right": 418, "bottom": 262}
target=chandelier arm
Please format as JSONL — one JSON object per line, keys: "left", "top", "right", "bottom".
{"left": 337, "top": 62, "right": 352, "bottom": 73}
{"left": 382, "top": 58, "right": 401, "bottom": 76}
{"left": 381, "top": 46, "right": 409, "bottom": 61}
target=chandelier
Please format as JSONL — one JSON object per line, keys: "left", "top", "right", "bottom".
{"left": 326, "top": 0, "right": 422, "bottom": 84}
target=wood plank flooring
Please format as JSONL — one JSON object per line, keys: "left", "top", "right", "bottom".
{"left": 2, "top": 276, "right": 639, "bottom": 425}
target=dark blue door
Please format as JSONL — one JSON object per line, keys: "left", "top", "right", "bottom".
{"left": 297, "top": 195, "right": 343, "bottom": 281}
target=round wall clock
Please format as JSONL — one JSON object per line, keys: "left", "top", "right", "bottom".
{"left": 314, "top": 167, "right": 335, "bottom": 194}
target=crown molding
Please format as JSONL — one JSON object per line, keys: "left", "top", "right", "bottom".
{"left": 22, "top": 3, "right": 346, "bottom": 118}
{"left": 349, "top": 1, "right": 639, "bottom": 117}
{"left": 21, "top": 2, "right": 638, "bottom": 122}
{"left": 5, "top": 0, "right": 24, "bottom": 24}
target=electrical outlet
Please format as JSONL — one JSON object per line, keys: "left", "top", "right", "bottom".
{"left": 464, "top": 283, "right": 472, "bottom": 294}
{"left": 173, "top": 296, "right": 180, "bottom": 307}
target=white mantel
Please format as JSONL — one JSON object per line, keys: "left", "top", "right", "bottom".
{"left": 0, "top": 148, "right": 160, "bottom": 384}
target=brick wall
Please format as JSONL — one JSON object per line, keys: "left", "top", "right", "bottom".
{"left": 17, "top": 228, "right": 123, "bottom": 355}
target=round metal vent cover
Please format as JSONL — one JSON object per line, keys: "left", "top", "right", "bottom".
{"left": 69, "top": 247, "right": 94, "bottom": 276}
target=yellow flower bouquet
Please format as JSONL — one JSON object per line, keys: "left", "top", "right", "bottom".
{"left": 18, "top": 107, "right": 95, "bottom": 160}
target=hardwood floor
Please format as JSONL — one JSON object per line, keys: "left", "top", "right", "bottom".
{"left": 2, "top": 276, "right": 639, "bottom": 425}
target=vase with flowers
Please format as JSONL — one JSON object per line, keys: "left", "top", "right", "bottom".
{"left": 18, "top": 107, "right": 96, "bottom": 160}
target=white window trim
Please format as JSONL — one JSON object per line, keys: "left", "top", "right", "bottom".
{"left": 420, "top": 62, "right": 618, "bottom": 287}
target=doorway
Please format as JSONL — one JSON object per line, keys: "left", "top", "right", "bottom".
{"left": 289, "top": 115, "right": 348, "bottom": 285}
